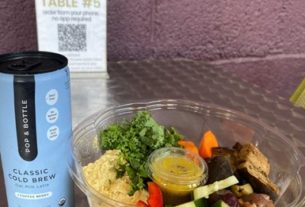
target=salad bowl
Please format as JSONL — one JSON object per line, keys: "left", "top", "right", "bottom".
{"left": 69, "top": 99, "right": 305, "bottom": 207}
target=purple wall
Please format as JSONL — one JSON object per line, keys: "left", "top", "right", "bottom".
{"left": 0, "top": 0, "right": 37, "bottom": 53}
{"left": 108, "top": 0, "right": 305, "bottom": 61}
{"left": 0, "top": 0, "right": 305, "bottom": 99}
{"left": 1, "top": 0, "right": 305, "bottom": 61}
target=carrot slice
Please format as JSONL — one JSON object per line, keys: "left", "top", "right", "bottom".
{"left": 178, "top": 140, "right": 199, "bottom": 155}
{"left": 199, "top": 130, "right": 219, "bottom": 159}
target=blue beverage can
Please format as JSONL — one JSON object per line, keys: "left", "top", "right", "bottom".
{"left": 0, "top": 51, "right": 74, "bottom": 207}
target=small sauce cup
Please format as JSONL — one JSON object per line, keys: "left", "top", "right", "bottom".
{"left": 147, "top": 147, "right": 208, "bottom": 205}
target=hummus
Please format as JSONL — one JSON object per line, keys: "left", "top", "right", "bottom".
{"left": 83, "top": 150, "right": 148, "bottom": 205}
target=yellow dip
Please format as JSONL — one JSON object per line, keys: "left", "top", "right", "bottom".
{"left": 83, "top": 150, "right": 148, "bottom": 206}
{"left": 148, "top": 147, "right": 207, "bottom": 205}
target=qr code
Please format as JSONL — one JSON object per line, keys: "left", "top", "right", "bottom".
{"left": 58, "top": 24, "right": 87, "bottom": 52}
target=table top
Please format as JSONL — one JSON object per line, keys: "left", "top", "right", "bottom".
{"left": 1, "top": 60, "right": 305, "bottom": 207}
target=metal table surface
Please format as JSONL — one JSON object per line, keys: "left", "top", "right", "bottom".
{"left": 1, "top": 60, "right": 305, "bottom": 207}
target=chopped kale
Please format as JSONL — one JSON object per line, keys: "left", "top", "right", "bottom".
{"left": 99, "top": 111, "right": 182, "bottom": 194}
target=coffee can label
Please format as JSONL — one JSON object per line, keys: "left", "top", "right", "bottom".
{"left": 0, "top": 52, "right": 74, "bottom": 207}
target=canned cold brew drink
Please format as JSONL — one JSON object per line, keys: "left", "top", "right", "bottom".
{"left": 0, "top": 51, "right": 74, "bottom": 207}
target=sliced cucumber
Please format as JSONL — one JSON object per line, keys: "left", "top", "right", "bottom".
{"left": 194, "top": 198, "right": 208, "bottom": 207}
{"left": 193, "top": 175, "right": 239, "bottom": 200}
{"left": 211, "top": 200, "right": 229, "bottom": 207}
{"left": 175, "top": 198, "right": 208, "bottom": 207}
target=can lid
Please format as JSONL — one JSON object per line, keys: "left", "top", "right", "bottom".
{"left": 0, "top": 51, "right": 68, "bottom": 74}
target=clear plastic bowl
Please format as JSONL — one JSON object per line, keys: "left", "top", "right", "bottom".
{"left": 69, "top": 99, "right": 305, "bottom": 207}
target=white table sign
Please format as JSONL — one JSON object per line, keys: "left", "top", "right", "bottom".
{"left": 35, "top": 0, "right": 107, "bottom": 73}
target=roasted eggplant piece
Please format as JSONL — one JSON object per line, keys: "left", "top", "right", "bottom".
{"left": 208, "top": 190, "right": 240, "bottom": 207}
{"left": 211, "top": 143, "right": 279, "bottom": 201}
{"left": 207, "top": 156, "right": 234, "bottom": 184}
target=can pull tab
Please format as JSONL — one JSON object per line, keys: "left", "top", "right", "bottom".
{"left": 9, "top": 60, "right": 41, "bottom": 71}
